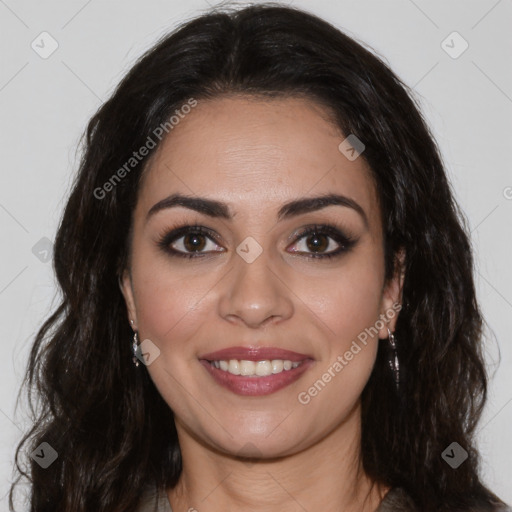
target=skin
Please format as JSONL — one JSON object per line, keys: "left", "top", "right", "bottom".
{"left": 121, "top": 95, "right": 405, "bottom": 512}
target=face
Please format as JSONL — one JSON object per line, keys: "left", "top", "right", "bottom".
{"left": 121, "top": 95, "right": 403, "bottom": 459}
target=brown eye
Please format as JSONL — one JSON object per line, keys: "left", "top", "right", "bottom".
{"left": 157, "top": 225, "right": 225, "bottom": 259}
{"left": 181, "top": 233, "right": 207, "bottom": 252}
{"left": 287, "top": 224, "right": 357, "bottom": 260}
{"left": 304, "top": 233, "right": 330, "bottom": 253}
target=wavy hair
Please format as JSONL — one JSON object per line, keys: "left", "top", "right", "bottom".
{"left": 10, "top": 3, "right": 507, "bottom": 511}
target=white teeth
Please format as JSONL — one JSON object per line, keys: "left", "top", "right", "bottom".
{"left": 255, "top": 360, "right": 272, "bottom": 376}
{"left": 210, "top": 359, "right": 303, "bottom": 376}
{"left": 271, "top": 360, "right": 283, "bottom": 373}
{"left": 240, "top": 360, "right": 255, "bottom": 375}
{"left": 228, "top": 359, "right": 241, "bottom": 375}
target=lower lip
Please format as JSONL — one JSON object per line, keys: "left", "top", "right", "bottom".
{"left": 200, "top": 359, "right": 314, "bottom": 396}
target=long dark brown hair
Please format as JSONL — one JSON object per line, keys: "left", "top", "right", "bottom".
{"left": 10, "top": 3, "right": 508, "bottom": 511}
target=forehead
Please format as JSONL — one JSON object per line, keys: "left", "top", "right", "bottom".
{"left": 136, "top": 95, "right": 380, "bottom": 229}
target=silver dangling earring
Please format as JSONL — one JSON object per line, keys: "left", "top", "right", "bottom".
{"left": 131, "top": 320, "right": 141, "bottom": 367}
{"left": 132, "top": 331, "right": 140, "bottom": 367}
{"left": 387, "top": 327, "right": 399, "bottom": 390}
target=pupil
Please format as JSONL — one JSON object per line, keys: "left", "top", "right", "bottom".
{"left": 184, "top": 233, "right": 205, "bottom": 252}
{"left": 307, "top": 234, "right": 327, "bottom": 252}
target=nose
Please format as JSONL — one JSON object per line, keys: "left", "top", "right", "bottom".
{"left": 217, "top": 248, "right": 294, "bottom": 329}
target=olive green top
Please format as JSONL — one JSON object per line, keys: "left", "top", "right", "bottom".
{"left": 135, "top": 484, "right": 512, "bottom": 512}
{"left": 135, "top": 485, "right": 418, "bottom": 511}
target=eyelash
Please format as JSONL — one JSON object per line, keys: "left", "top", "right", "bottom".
{"left": 156, "top": 222, "right": 357, "bottom": 260}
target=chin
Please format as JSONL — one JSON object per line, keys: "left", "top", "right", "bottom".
{"left": 205, "top": 425, "right": 307, "bottom": 460}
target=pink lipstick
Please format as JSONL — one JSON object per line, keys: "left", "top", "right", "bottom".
{"left": 199, "top": 346, "right": 314, "bottom": 396}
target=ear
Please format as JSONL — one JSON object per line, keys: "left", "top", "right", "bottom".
{"left": 119, "top": 268, "right": 138, "bottom": 330}
{"left": 378, "top": 248, "right": 405, "bottom": 339}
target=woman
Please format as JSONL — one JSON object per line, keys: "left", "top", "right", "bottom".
{"left": 10, "top": 3, "right": 510, "bottom": 512}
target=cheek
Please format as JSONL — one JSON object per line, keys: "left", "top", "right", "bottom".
{"left": 131, "top": 248, "right": 218, "bottom": 351}
{"left": 130, "top": 253, "right": 220, "bottom": 417}
{"left": 297, "top": 258, "right": 384, "bottom": 347}
{"left": 292, "top": 254, "right": 384, "bottom": 401}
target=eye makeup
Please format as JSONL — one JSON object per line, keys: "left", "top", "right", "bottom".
{"left": 155, "top": 221, "right": 358, "bottom": 260}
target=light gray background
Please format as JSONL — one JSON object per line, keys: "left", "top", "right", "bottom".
{"left": 1, "top": 0, "right": 511, "bottom": 509}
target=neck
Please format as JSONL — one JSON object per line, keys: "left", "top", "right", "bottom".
{"left": 167, "top": 401, "right": 389, "bottom": 512}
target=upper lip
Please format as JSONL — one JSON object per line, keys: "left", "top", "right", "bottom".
{"left": 199, "top": 346, "right": 313, "bottom": 362}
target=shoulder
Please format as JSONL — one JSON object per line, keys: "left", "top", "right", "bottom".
{"left": 134, "top": 484, "right": 173, "bottom": 512}
{"left": 377, "top": 487, "right": 512, "bottom": 512}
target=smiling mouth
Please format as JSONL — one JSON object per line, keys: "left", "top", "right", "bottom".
{"left": 198, "top": 346, "right": 315, "bottom": 395}
{"left": 199, "top": 357, "right": 314, "bottom": 396}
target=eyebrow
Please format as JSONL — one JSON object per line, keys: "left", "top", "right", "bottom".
{"left": 146, "top": 193, "right": 369, "bottom": 228}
